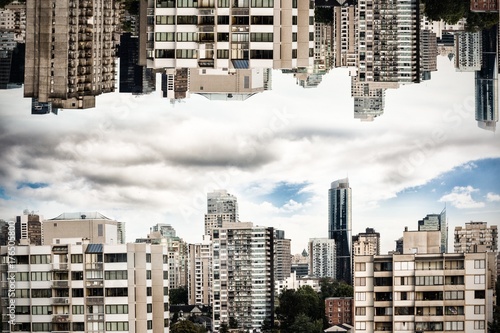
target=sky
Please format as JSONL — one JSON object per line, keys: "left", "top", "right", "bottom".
{"left": 0, "top": 55, "right": 499, "bottom": 254}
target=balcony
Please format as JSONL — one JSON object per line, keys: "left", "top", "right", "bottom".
{"left": 52, "top": 263, "right": 68, "bottom": 271}
{"left": 87, "top": 314, "right": 105, "bottom": 321}
{"left": 86, "top": 280, "right": 104, "bottom": 288}
{"left": 52, "top": 314, "right": 70, "bottom": 323}
{"left": 52, "top": 281, "right": 69, "bottom": 288}
{"left": 53, "top": 298, "right": 70, "bottom": 305}
{"left": 86, "top": 297, "right": 104, "bottom": 305}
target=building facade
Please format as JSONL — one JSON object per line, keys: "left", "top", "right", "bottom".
{"left": 328, "top": 178, "right": 352, "bottom": 284}
{"left": 352, "top": 227, "right": 380, "bottom": 256}
{"left": 417, "top": 209, "right": 447, "bottom": 253}
{"left": 454, "top": 222, "right": 498, "bottom": 254}
{"left": 325, "top": 297, "right": 353, "bottom": 327}
{"left": 455, "top": 31, "right": 482, "bottom": 72}
{"left": 211, "top": 222, "right": 274, "bottom": 332}
{"left": 0, "top": 242, "right": 170, "bottom": 333}
{"left": 188, "top": 235, "right": 212, "bottom": 305}
{"left": 274, "top": 230, "right": 291, "bottom": 281}
{"left": 308, "top": 238, "right": 336, "bottom": 279}
{"left": 354, "top": 251, "right": 496, "bottom": 333}
{"left": 143, "top": 0, "right": 315, "bottom": 71}
{"left": 24, "top": 0, "right": 120, "bottom": 110}
{"left": 204, "top": 190, "right": 238, "bottom": 236}
{"left": 15, "top": 212, "right": 43, "bottom": 246}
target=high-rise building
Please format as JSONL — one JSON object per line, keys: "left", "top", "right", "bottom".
{"left": 417, "top": 208, "right": 447, "bottom": 253}
{"left": 470, "top": 0, "right": 499, "bottom": 12}
{"left": 328, "top": 178, "right": 352, "bottom": 283}
{"left": 211, "top": 222, "right": 274, "bottom": 332}
{"left": 204, "top": 190, "right": 238, "bottom": 236}
{"left": 454, "top": 221, "right": 498, "bottom": 254}
{"left": 15, "top": 211, "right": 43, "bottom": 245}
{"left": 43, "top": 212, "right": 124, "bottom": 245}
{"left": 291, "top": 250, "right": 309, "bottom": 278}
{"left": 188, "top": 235, "right": 212, "bottom": 305}
{"left": 308, "top": 238, "right": 336, "bottom": 279}
{"left": 354, "top": 250, "right": 496, "bottom": 332}
{"left": 24, "top": 0, "right": 120, "bottom": 110}
{"left": 332, "top": 6, "right": 356, "bottom": 68}
{"left": 142, "top": 0, "right": 315, "bottom": 71}
{"left": 119, "top": 33, "right": 156, "bottom": 95}
{"left": 419, "top": 29, "right": 438, "bottom": 80}
{"left": 475, "top": 25, "right": 498, "bottom": 131}
{"left": 352, "top": 227, "right": 380, "bottom": 256}
{"left": 0, "top": 242, "right": 170, "bottom": 333}
{"left": 274, "top": 230, "right": 291, "bottom": 281}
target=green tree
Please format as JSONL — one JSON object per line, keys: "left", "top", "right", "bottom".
{"left": 277, "top": 286, "right": 323, "bottom": 332}
{"left": 288, "top": 313, "right": 323, "bottom": 333}
{"left": 229, "top": 317, "right": 238, "bottom": 329}
{"left": 169, "top": 286, "right": 188, "bottom": 305}
{"left": 171, "top": 320, "right": 205, "bottom": 333}
{"left": 421, "top": 0, "right": 468, "bottom": 24}
{"left": 219, "top": 322, "right": 229, "bottom": 333}
{"left": 319, "top": 277, "right": 354, "bottom": 298}
{"left": 314, "top": 7, "right": 333, "bottom": 24}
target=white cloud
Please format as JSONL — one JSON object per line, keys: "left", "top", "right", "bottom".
{"left": 439, "top": 186, "right": 485, "bottom": 209}
{"left": 486, "top": 192, "right": 500, "bottom": 202}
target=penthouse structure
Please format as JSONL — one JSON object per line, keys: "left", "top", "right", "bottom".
{"left": 143, "top": 0, "right": 315, "bottom": 70}
{"left": 354, "top": 230, "right": 496, "bottom": 333}
{"left": 24, "top": 0, "right": 120, "bottom": 110}
{"left": 0, "top": 242, "right": 170, "bottom": 333}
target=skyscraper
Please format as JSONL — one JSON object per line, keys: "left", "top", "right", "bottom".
{"left": 274, "top": 229, "right": 292, "bottom": 281}
{"left": 328, "top": 178, "right": 352, "bottom": 283}
{"left": 417, "top": 208, "right": 447, "bottom": 253}
{"left": 204, "top": 190, "right": 238, "bottom": 236}
{"left": 308, "top": 238, "right": 336, "bottom": 279}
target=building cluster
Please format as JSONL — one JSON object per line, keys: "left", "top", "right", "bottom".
{"left": 1, "top": 180, "right": 497, "bottom": 332}
{"left": 0, "top": 1, "right": 25, "bottom": 90}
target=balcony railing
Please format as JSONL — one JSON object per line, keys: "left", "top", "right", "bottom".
{"left": 52, "top": 280, "right": 69, "bottom": 288}
{"left": 52, "top": 314, "right": 70, "bottom": 323}
{"left": 53, "top": 298, "right": 70, "bottom": 304}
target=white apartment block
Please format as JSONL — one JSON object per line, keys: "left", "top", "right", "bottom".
{"left": 211, "top": 222, "right": 274, "bottom": 332}
{"left": 0, "top": 242, "right": 170, "bottom": 333}
{"left": 454, "top": 222, "right": 498, "bottom": 254}
{"left": 144, "top": 0, "right": 314, "bottom": 70}
{"left": 333, "top": 6, "right": 357, "bottom": 68}
{"left": 354, "top": 251, "right": 495, "bottom": 333}
{"left": 188, "top": 235, "right": 212, "bottom": 305}
{"left": 308, "top": 238, "right": 336, "bottom": 279}
{"left": 275, "top": 271, "right": 320, "bottom": 296}
{"left": 455, "top": 31, "right": 482, "bottom": 72}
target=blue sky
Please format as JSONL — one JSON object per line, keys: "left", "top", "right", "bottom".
{"left": 0, "top": 55, "right": 499, "bottom": 254}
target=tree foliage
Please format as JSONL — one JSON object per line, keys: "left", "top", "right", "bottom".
{"left": 120, "top": 0, "right": 140, "bottom": 15}
{"left": 219, "top": 322, "right": 229, "bottom": 333}
{"left": 170, "top": 286, "right": 189, "bottom": 305}
{"left": 314, "top": 7, "right": 333, "bottom": 24}
{"left": 288, "top": 313, "right": 323, "bottom": 333}
{"left": 171, "top": 320, "right": 206, "bottom": 333}
{"left": 319, "top": 277, "right": 354, "bottom": 299}
{"left": 277, "top": 286, "right": 323, "bottom": 332}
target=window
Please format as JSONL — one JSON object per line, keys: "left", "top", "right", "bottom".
{"left": 147, "top": 304, "right": 152, "bottom": 313}
{"left": 355, "top": 292, "right": 366, "bottom": 301}
{"left": 73, "top": 305, "right": 84, "bottom": 314}
{"left": 355, "top": 307, "right": 366, "bottom": 315}
{"left": 251, "top": 16, "right": 273, "bottom": 25}
{"left": 355, "top": 262, "right": 366, "bottom": 271}
{"left": 474, "top": 321, "right": 485, "bottom": 329}
{"left": 355, "top": 277, "right": 366, "bottom": 286}
{"left": 31, "top": 289, "right": 52, "bottom": 298}
{"left": 474, "top": 275, "right": 485, "bottom": 284}
{"left": 177, "top": 0, "right": 198, "bottom": 7}
{"left": 155, "top": 32, "right": 175, "bottom": 41}
{"left": 416, "top": 276, "right": 443, "bottom": 286}
{"left": 73, "top": 322, "right": 85, "bottom": 331}
{"left": 15, "top": 306, "right": 30, "bottom": 314}
{"left": 31, "top": 271, "right": 51, "bottom": 281}
{"left": 86, "top": 270, "right": 103, "bottom": 279}
{"left": 218, "top": 0, "right": 229, "bottom": 6}
{"left": 217, "top": 33, "right": 229, "bottom": 41}
{"left": 156, "top": 15, "right": 175, "bottom": 24}
{"left": 416, "top": 261, "right": 443, "bottom": 270}
{"left": 147, "top": 320, "right": 153, "bottom": 329}
{"left": 105, "top": 305, "right": 128, "bottom": 314}
{"left": 292, "top": 16, "right": 297, "bottom": 25}
{"left": 32, "top": 306, "right": 52, "bottom": 315}
{"left": 176, "top": 49, "right": 198, "bottom": 59}
{"left": 106, "top": 288, "right": 128, "bottom": 297}
{"left": 474, "top": 259, "right": 485, "bottom": 269}
{"left": 105, "top": 322, "right": 129, "bottom": 331}
{"left": 250, "top": 50, "right": 273, "bottom": 59}
{"left": 251, "top": 0, "right": 273, "bottom": 7}
{"left": 309, "top": 32, "right": 314, "bottom": 41}
{"left": 475, "top": 290, "right": 485, "bottom": 299}
{"left": 292, "top": 32, "right": 297, "bottom": 42}
{"left": 16, "top": 272, "right": 29, "bottom": 281}
{"left": 445, "top": 291, "right": 464, "bottom": 300}
{"left": 146, "top": 270, "right": 151, "bottom": 279}
{"left": 30, "top": 255, "right": 50, "bottom": 264}
{"left": 104, "top": 253, "right": 127, "bottom": 263}
{"left": 250, "top": 33, "right": 273, "bottom": 42}
{"left": 177, "top": 15, "right": 197, "bottom": 24}
{"left": 474, "top": 305, "right": 485, "bottom": 314}
{"left": 177, "top": 32, "right": 197, "bottom": 41}
{"left": 355, "top": 322, "right": 366, "bottom": 330}
{"left": 232, "top": 16, "right": 249, "bottom": 25}
{"left": 445, "top": 321, "right": 464, "bottom": 331}
{"left": 97, "top": 224, "right": 103, "bottom": 237}
{"left": 292, "top": 49, "right": 297, "bottom": 59}
{"left": 72, "top": 271, "right": 83, "bottom": 280}
{"left": 72, "top": 288, "right": 84, "bottom": 297}
{"left": 217, "top": 49, "right": 229, "bottom": 59}
{"left": 105, "top": 270, "right": 128, "bottom": 280}
{"left": 155, "top": 49, "right": 175, "bottom": 59}
{"left": 164, "top": 287, "right": 169, "bottom": 296}
{"left": 395, "top": 307, "right": 414, "bottom": 315}
{"left": 32, "top": 323, "right": 52, "bottom": 331}
{"left": 71, "top": 254, "right": 83, "bottom": 263}
{"left": 217, "top": 16, "right": 229, "bottom": 24}
{"left": 15, "top": 289, "right": 29, "bottom": 298}
{"left": 445, "top": 306, "right": 464, "bottom": 315}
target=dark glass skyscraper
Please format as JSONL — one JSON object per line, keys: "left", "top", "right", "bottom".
{"left": 328, "top": 178, "right": 352, "bottom": 284}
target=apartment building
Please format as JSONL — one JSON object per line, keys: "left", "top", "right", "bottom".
{"left": 15, "top": 212, "right": 43, "bottom": 246}
{"left": 143, "top": 0, "right": 314, "bottom": 70}
{"left": 353, "top": 230, "right": 496, "bottom": 333}
{"left": 455, "top": 32, "right": 482, "bottom": 72}
{"left": 0, "top": 242, "right": 170, "bottom": 333}
{"left": 24, "top": 0, "right": 120, "bottom": 110}
{"left": 454, "top": 222, "right": 498, "bottom": 254}
{"left": 204, "top": 190, "right": 238, "bottom": 236}
{"left": 188, "top": 235, "right": 212, "bottom": 305}
{"left": 325, "top": 297, "right": 353, "bottom": 326}
{"left": 274, "top": 230, "right": 291, "bottom": 282}
{"left": 352, "top": 227, "right": 380, "bottom": 256}
{"left": 211, "top": 222, "right": 274, "bottom": 332}
{"left": 332, "top": 6, "right": 356, "bottom": 68}
{"left": 308, "top": 238, "right": 336, "bottom": 279}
